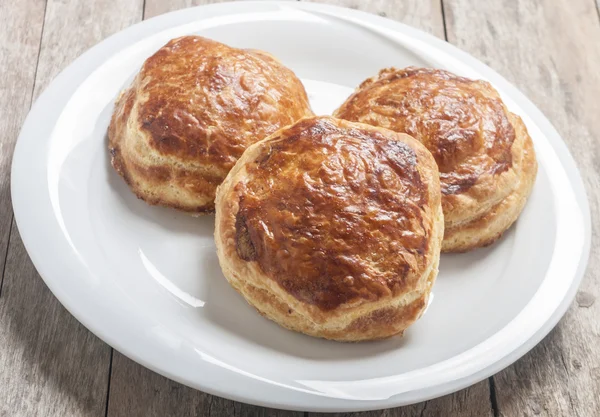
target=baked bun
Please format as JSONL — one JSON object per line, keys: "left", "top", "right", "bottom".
{"left": 108, "top": 36, "right": 313, "bottom": 214}
{"left": 334, "top": 67, "right": 537, "bottom": 252}
{"left": 215, "top": 116, "right": 443, "bottom": 341}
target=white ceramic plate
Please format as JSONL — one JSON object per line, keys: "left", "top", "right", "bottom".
{"left": 11, "top": 1, "right": 590, "bottom": 412}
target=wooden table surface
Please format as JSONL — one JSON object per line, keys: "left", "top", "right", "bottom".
{"left": 1, "top": 0, "right": 599, "bottom": 416}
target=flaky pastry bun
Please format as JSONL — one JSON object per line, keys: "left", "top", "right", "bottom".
{"left": 215, "top": 116, "right": 443, "bottom": 341}
{"left": 335, "top": 67, "right": 537, "bottom": 251}
{"left": 109, "top": 36, "right": 313, "bottom": 213}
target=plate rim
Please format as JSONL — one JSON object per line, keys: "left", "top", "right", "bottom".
{"left": 10, "top": 1, "right": 592, "bottom": 412}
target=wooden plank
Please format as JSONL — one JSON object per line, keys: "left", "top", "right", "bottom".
{"left": 31, "top": 0, "right": 143, "bottom": 100}
{"left": 0, "top": 227, "right": 110, "bottom": 417}
{"left": 0, "top": 0, "right": 144, "bottom": 416}
{"left": 444, "top": 0, "right": 600, "bottom": 416}
{"left": 0, "top": 0, "right": 45, "bottom": 292}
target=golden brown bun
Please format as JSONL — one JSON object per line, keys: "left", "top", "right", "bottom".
{"left": 108, "top": 36, "right": 313, "bottom": 214}
{"left": 215, "top": 116, "right": 443, "bottom": 341}
{"left": 334, "top": 67, "right": 538, "bottom": 252}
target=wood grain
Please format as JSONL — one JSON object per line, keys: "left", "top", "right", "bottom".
{"left": 444, "top": 0, "right": 600, "bottom": 415}
{"left": 0, "top": 0, "right": 144, "bottom": 416}
{"left": 32, "top": 0, "right": 143, "bottom": 100}
{"left": 0, "top": 227, "right": 110, "bottom": 417}
{"left": 0, "top": 0, "right": 45, "bottom": 293}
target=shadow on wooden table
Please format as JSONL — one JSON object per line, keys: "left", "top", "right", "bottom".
{"left": 0, "top": 227, "right": 111, "bottom": 416}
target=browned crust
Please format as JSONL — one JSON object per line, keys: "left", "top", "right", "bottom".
{"left": 108, "top": 36, "right": 313, "bottom": 213}
{"left": 442, "top": 113, "right": 538, "bottom": 251}
{"left": 215, "top": 116, "right": 444, "bottom": 341}
{"left": 334, "top": 67, "right": 538, "bottom": 251}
